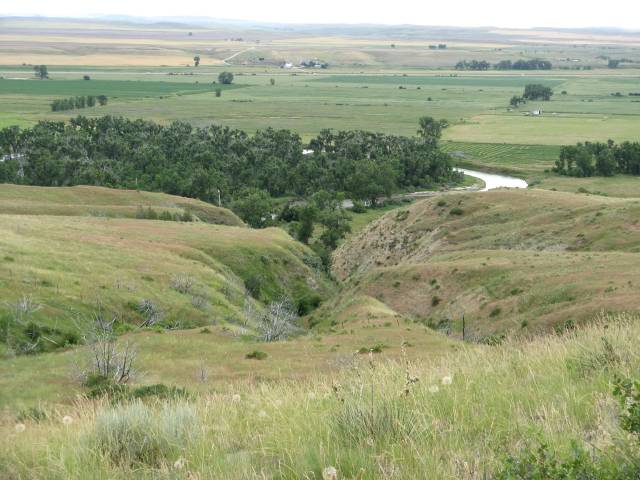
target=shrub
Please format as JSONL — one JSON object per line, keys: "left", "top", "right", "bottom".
{"left": 395, "top": 210, "right": 410, "bottom": 221}
{"left": 489, "top": 307, "right": 502, "bottom": 318}
{"left": 357, "top": 343, "right": 386, "bottom": 354}
{"left": 351, "top": 201, "right": 367, "bottom": 213}
{"left": 431, "top": 296, "right": 441, "bottom": 307}
{"left": 246, "top": 350, "right": 268, "bottom": 360}
{"left": 437, "top": 199, "right": 447, "bottom": 207}
{"left": 170, "top": 274, "right": 194, "bottom": 294}
{"left": 92, "top": 401, "right": 198, "bottom": 467}
{"left": 449, "top": 207, "right": 464, "bottom": 216}
{"left": 244, "top": 275, "right": 262, "bottom": 299}
{"left": 296, "top": 294, "right": 322, "bottom": 315}
{"left": 613, "top": 375, "right": 640, "bottom": 437}
{"left": 495, "top": 442, "right": 600, "bottom": 479}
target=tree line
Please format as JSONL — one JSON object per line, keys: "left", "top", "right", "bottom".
{"left": 455, "top": 59, "right": 552, "bottom": 71}
{"left": 555, "top": 140, "right": 640, "bottom": 177}
{"left": 0, "top": 115, "right": 458, "bottom": 208}
{"left": 51, "top": 95, "right": 108, "bottom": 112}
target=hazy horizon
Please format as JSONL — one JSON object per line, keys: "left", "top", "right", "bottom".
{"left": 2, "top": 0, "right": 640, "bottom": 30}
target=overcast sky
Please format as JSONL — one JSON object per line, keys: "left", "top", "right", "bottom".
{"left": 4, "top": 0, "right": 640, "bottom": 30}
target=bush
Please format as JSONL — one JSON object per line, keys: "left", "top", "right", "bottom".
{"left": 449, "top": 207, "right": 464, "bottom": 216}
{"left": 357, "top": 343, "right": 386, "bottom": 354}
{"left": 431, "top": 296, "right": 441, "bottom": 307}
{"left": 351, "top": 200, "right": 367, "bottom": 213}
{"left": 245, "top": 350, "right": 268, "bottom": 360}
{"left": 296, "top": 293, "right": 322, "bottom": 315}
{"left": 92, "top": 401, "right": 198, "bottom": 467}
{"left": 244, "top": 275, "right": 262, "bottom": 299}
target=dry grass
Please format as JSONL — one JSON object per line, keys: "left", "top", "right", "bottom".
{"left": 1, "top": 313, "right": 638, "bottom": 479}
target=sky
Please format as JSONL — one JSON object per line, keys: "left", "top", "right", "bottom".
{"left": 3, "top": 0, "right": 640, "bottom": 30}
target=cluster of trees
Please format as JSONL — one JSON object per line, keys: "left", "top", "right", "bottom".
{"left": 523, "top": 84, "right": 553, "bottom": 101}
{"left": 218, "top": 72, "right": 234, "bottom": 84}
{"left": 454, "top": 60, "right": 490, "bottom": 71}
{"left": 509, "top": 84, "right": 554, "bottom": 107}
{"left": 50, "top": 95, "right": 108, "bottom": 112}
{"left": 555, "top": 140, "right": 640, "bottom": 177}
{"left": 455, "top": 59, "right": 552, "bottom": 71}
{"left": 33, "top": 65, "right": 48, "bottom": 79}
{"left": 0, "top": 115, "right": 458, "bottom": 208}
{"left": 495, "top": 59, "right": 552, "bottom": 70}
{"left": 428, "top": 44, "right": 447, "bottom": 49}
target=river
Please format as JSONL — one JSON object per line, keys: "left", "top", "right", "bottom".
{"left": 454, "top": 168, "right": 528, "bottom": 191}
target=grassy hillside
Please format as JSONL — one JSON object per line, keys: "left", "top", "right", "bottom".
{"left": 1, "top": 314, "right": 638, "bottom": 478}
{"left": 329, "top": 189, "right": 640, "bottom": 337}
{"left": 0, "top": 184, "right": 243, "bottom": 225}
{"left": 0, "top": 186, "right": 332, "bottom": 356}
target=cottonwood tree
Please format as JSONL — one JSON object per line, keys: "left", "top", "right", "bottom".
{"left": 33, "top": 65, "right": 48, "bottom": 79}
{"left": 218, "top": 71, "right": 234, "bottom": 84}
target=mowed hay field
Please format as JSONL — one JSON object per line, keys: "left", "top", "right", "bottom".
{"left": 330, "top": 189, "right": 640, "bottom": 337}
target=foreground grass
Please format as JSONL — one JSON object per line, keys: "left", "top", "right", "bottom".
{"left": 1, "top": 314, "right": 638, "bottom": 478}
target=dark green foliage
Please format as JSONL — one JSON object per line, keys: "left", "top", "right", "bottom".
{"left": 523, "top": 84, "right": 553, "bottom": 101}
{"left": 244, "top": 275, "right": 262, "bottom": 299}
{"left": 449, "top": 207, "right": 464, "bottom": 216}
{"left": 456, "top": 59, "right": 552, "bottom": 71}
{"left": 85, "top": 375, "right": 190, "bottom": 402}
{"left": 231, "top": 188, "right": 273, "bottom": 228}
{"left": 296, "top": 293, "right": 322, "bottom": 315}
{"left": 555, "top": 140, "right": 640, "bottom": 177}
{"left": 431, "top": 296, "right": 441, "bottom": 307}
{"left": 33, "top": 65, "right": 48, "bottom": 79}
{"left": 455, "top": 60, "right": 491, "bottom": 71}
{"left": 245, "top": 350, "right": 268, "bottom": 360}
{"left": 0, "top": 117, "right": 457, "bottom": 213}
{"left": 51, "top": 95, "right": 107, "bottom": 112}
{"left": 613, "top": 376, "right": 640, "bottom": 438}
{"left": 494, "top": 442, "right": 602, "bottom": 480}
{"left": 218, "top": 71, "right": 234, "bottom": 84}
{"left": 489, "top": 307, "right": 502, "bottom": 318}
{"left": 351, "top": 200, "right": 367, "bottom": 213}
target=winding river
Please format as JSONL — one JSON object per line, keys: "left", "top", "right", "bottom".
{"left": 454, "top": 168, "right": 528, "bottom": 191}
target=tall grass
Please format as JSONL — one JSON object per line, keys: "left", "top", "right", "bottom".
{"left": 1, "top": 314, "right": 639, "bottom": 479}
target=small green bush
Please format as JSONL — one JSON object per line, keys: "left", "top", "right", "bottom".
{"left": 246, "top": 350, "right": 268, "bottom": 360}
{"left": 244, "top": 275, "right": 262, "bottom": 299}
{"left": 431, "top": 296, "right": 441, "bottom": 307}
{"left": 357, "top": 343, "right": 386, "bottom": 354}
{"left": 449, "top": 207, "right": 464, "bottom": 216}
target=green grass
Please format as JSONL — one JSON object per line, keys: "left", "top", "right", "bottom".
{"left": 1, "top": 314, "right": 638, "bottom": 478}
{"left": 0, "top": 185, "right": 331, "bottom": 357}
{"left": 0, "top": 184, "right": 243, "bottom": 225}
{"left": 0, "top": 79, "right": 235, "bottom": 98}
